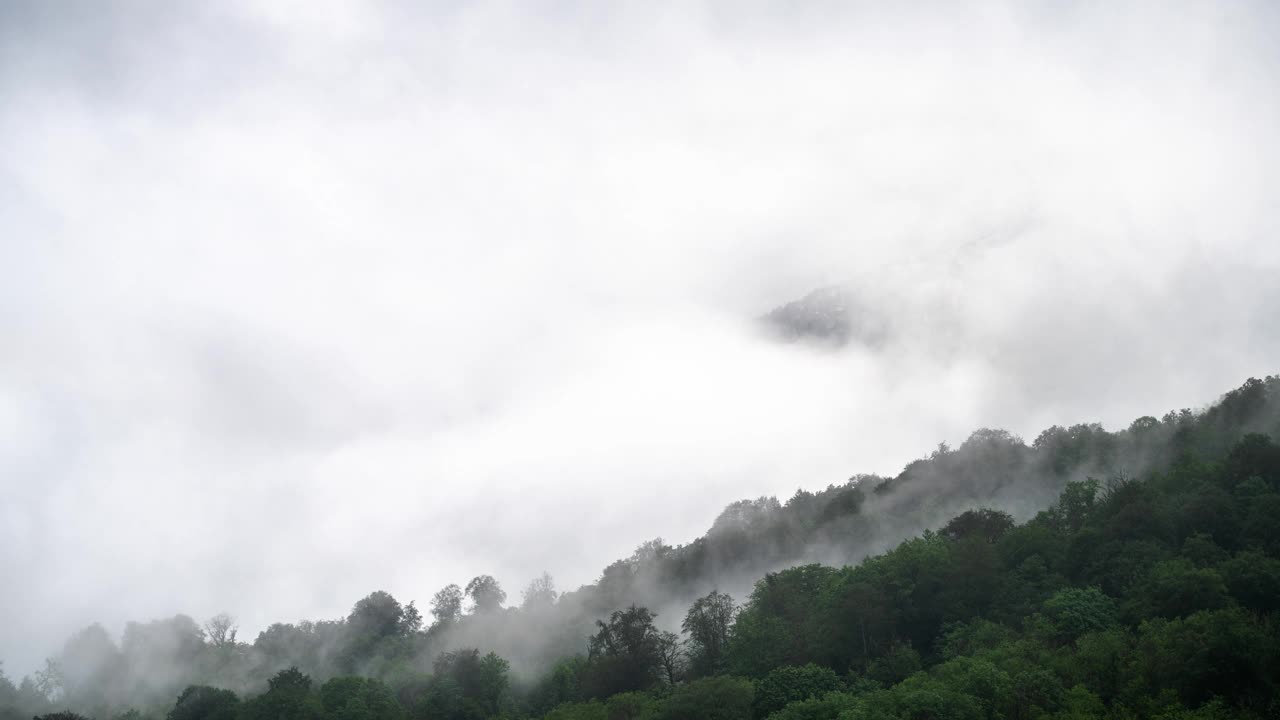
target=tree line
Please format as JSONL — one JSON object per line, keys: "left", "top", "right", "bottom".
{"left": 4, "top": 377, "right": 1278, "bottom": 720}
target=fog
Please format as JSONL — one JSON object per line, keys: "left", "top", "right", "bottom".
{"left": 2, "top": 0, "right": 1279, "bottom": 678}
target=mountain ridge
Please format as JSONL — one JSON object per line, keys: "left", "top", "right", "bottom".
{"left": 7, "top": 375, "right": 1279, "bottom": 720}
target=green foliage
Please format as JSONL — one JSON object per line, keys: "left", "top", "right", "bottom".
{"left": 928, "top": 656, "right": 1012, "bottom": 718}
{"left": 318, "top": 678, "right": 402, "bottom": 720}
{"left": 726, "top": 566, "right": 838, "bottom": 677}
{"left": 528, "top": 657, "right": 587, "bottom": 716}
{"left": 430, "top": 586, "right": 464, "bottom": 629}
{"left": 1125, "top": 559, "right": 1229, "bottom": 620}
{"left": 474, "top": 654, "right": 510, "bottom": 718}
{"left": 239, "top": 669, "right": 321, "bottom": 720}
{"left": 1134, "top": 608, "right": 1277, "bottom": 709}
{"left": 348, "top": 593, "right": 415, "bottom": 640}
{"left": 940, "top": 509, "right": 1015, "bottom": 544}
{"left": 1054, "top": 684, "right": 1106, "bottom": 720}
{"left": 418, "top": 649, "right": 511, "bottom": 720}
{"left": 1070, "top": 629, "right": 1131, "bottom": 705}
{"left": 583, "top": 606, "right": 663, "bottom": 698}
{"left": 1041, "top": 587, "right": 1118, "bottom": 643}
{"left": 760, "top": 691, "right": 857, "bottom": 720}
{"left": 650, "top": 676, "right": 753, "bottom": 720}
{"left": 167, "top": 687, "right": 238, "bottom": 720}
{"left": 464, "top": 577, "right": 507, "bottom": 615}
{"left": 751, "top": 664, "right": 840, "bottom": 720}
{"left": 603, "top": 691, "right": 655, "bottom": 720}
{"left": 1051, "top": 478, "right": 1101, "bottom": 533}
{"left": 682, "top": 591, "right": 735, "bottom": 678}
{"left": 937, "top": 620, "right": 1016, "bottom": 661}
{"left": 864, "top": 644, "right": 921, "bottom": 687}
{"left": 1220, "top": 551, "right": 1280, "bottom": 613}
{"left": 853, "top": 673, "right": 987, "bottom": 720}
{"left": 542, "top": 700, "right": 605, "bottom": 720}
{"left": 269, "top": 668, "right": 313, "bottom": 694}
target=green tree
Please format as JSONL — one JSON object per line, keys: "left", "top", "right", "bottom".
{"left": 1126, "top": 559, "right": 1229, "bottom": 620}
{"left": 865, "top": 643, "right": 921, "bottom": 687}
{"left": 475, "top": 652, "right": 510, "bottom": 717}
{"left": 752, "top": 664, "right": 841, "bottom": 720}
{"left": 421, "top": 649, "right": 509, "bottom": 719}
{"left": 1070, "top": 629, "right": 1130, "bottom": 705}
{"left": 528, "top": 657, "right": 586, "bottom": 716}
{"left": 1134, "top": 608, "right": 1276, "bottom": 709}
{"left": 584, "top": 606, "right": 662, "bottom": 698}
{"left": 318, "top": 678, "right": 402, "bottom": 720}
{"left": 760, "top": 692, "right": 858, "bottom": 720}
{"left": 682, "top": 591, "right": 735, "bottom": 678}
{"left": 655, "top": 632, "right": 684, "bottom": 687}
{"left": 652, "top": 676, "right": 753, "bottom": 720}
{"left": 168, "top": 686, "right": 239, "bottom": 720}
{"left": 866, "top": 672, "right": 986, "bottom": 720}
{"left": 464, "top": 576, "right": 507, "bottom": 614}
{"left": 726, "top": 566, "right": 837, "bottom": 677}
{"left": 1050, "top": 479, "right": 1101, "bottom": 533}
{"left": 1053, "top": 685, "right": 1105, "bottom": 720}
{"left": 542, "top": 700, "right": 606, "bottom": 720}
{"left": 1223, "top": 433, "right": 1280, "bottom": 488}
{"left": 941, "top": 509, "right": 1015, "bottom": 544}
{"left": 1220, "top": 551, "right": 1280, "bottom": 613}
{"left": 348, "top": 592, "right": 413, "bottom": 640}
{"left": 239, "top": 668, "right": 320, "bottom": 720}
{"left": 930, "top": 657, "right": 1013, "bottom": 720}
{"left": 430, "top": 585, "right": 464, "bottom": 629}
{"left": 1041, "top": 587, "right": 1118, "bottom": 644}
{"left": 604, "top": 692, "right": 656, "bottom": 720}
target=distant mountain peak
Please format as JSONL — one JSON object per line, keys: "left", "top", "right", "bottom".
{"left": 760, "top": 285, "right": 886, "bottom": 348}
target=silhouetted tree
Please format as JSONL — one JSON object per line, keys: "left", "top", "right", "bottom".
{"left": 430, "top": 584, "right": 463, "bottom": 628}
{"left": 521, "top": 572, "right": 558, "bottom": 611}
{"left": 464, "top": 576, "right": 507, "bottom": 614}
{"left": 584, "top": 606, "right": 662, "bottom": 697}
{"left": 682, "top": 590, "right": 735, "bottom": 677}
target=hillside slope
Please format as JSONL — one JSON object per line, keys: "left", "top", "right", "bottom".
{"left": 5, "top": 376, "right": 1279, "bottom": 720}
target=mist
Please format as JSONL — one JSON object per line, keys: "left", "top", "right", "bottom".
{"left": 3, "top": 0, "right": 1280, "bottom": 683}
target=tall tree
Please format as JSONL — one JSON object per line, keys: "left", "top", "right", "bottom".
{"left": 465, "top": 576, "right": 507, "bottom": 614}
{"left": 584, "top": 605, "right": 663, "bottom": 697}
{"left": 681, "top": 590, "right": 735, "bottom": 677}
{"left": 239, "top": 668, "right": 320, "bottom": 720}
{"left": 655, "top": 631, "right": 685, "bottom": 687}
{"left": 203, "top": 614, "right": 238, "bottom": 648}
{"left": 347, "top": 592, "right": 407, "bottom": 639}
{"left": 430, "top": 585, "right": 463, "bottom": 628}
{"left": 521, "top": 572, "right": 558, "bottom": 611}
{"left": 167, "top": 686, "right": 239, "bottom": 720}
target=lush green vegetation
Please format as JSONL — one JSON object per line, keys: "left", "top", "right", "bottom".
{"left": 4, "top": 377, "right": 1278, "bottom": 720}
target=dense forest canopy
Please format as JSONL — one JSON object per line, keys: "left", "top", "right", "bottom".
{"left": 4, "top": 376, "right": 1279, "bottom": 720}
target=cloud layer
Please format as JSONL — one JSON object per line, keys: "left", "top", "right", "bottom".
{"left": 3, "top": 0, "right": 1279, "bottom": 677}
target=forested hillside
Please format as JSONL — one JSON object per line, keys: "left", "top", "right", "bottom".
{"left": 4, "top": 376, "right": 1278, "bottom": 720}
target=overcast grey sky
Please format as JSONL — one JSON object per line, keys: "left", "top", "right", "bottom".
{"left": 3, "top": 0, "right": 1279, "bottom": 677}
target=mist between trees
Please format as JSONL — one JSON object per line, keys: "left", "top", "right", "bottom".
{"left": 4, "top": 376, "right": 1278, "bottom": 720}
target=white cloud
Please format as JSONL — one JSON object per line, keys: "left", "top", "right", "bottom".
{"left": 2, "top": 0, "right": 1278, "bottom": 676}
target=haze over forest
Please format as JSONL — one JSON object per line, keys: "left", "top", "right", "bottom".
{"left": 2, "top": 1, "right": 1280, "bottom": 712}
